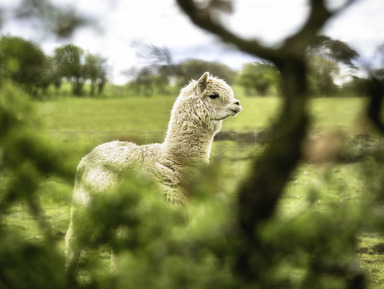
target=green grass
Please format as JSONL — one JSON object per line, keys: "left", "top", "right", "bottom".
{"left": 38, "top": 97, "right": 174, "bottom": 132}
{"left": 7, "top": 95, "right": 384, "bottom": 288}
{"left": 36, "top": 96, "right": 367, "bottom": 133}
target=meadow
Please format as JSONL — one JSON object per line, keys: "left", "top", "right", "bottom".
{"left": 7, "top": 94, "right": 384, "bottom": 288}
{"left": 38, "top": 94, "right": 366, "bottom": 133}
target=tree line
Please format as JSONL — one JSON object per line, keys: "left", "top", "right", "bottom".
{"left": 1, "top": 34, "right": 381, "bottom": 99}
{"left": 0, "top": 36, "right": 107, "bottom": 98}
{"left": 125, "top": 36, "right": 379, "bottom": 98}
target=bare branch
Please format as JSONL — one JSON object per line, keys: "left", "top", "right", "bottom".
{"left": 367, "top": 76, "right": 384, "bottom": 134}
{"left": 336, "top": 0, "right": 359, "bottom": 13}
{"left": 175, "top": 0, "right": 362, "bottom": 283}
{"left": 283, "top": 0, "right": 333, "bottom": 53}
{"left": 176, "top": 0, "right": 280, "bottom": 62}
{"left": 177, "top": 0, "right": 358, "bottom": 62}
{"left": 284, "top": 0, "right": 358, "bottom": 54}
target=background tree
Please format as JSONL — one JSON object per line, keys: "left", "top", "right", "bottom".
{"left": 83, "top": 52, "right": 108, "bottom": 96}
{"left": 127, "top": 43, "right": 236, "bottom": 95}
{"left": 307, "top": 55, "right": 340, "bottom": 96}
{"left": 308, "top": 35, "right": 359, "bottom": 67}
{"left": 237, "top": 61, "right": 279, "bottom": 96}
{"left": 307, "top": 35, "right": 359, "bottom": 96}
{"left": 178, "top": 59, "right": 235, "bottom": 84}
{"left": 48, "top": 55, "right": 63, "bottom": 92}
{"left": 126, "top": 42, "right": 177, "bottom": 96}
{"left": 126, "top": 67, "right": 165, "bottom": 97}
{"left": 53, "top": 44, "right": 84, "bottom": 96}
{"left": 34, "top": 56, "right": 53, "bottom": 96}
{"left": 0, "top": 36, "right": 47, "bottom": 96}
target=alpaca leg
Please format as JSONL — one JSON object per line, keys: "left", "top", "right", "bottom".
{"left": 65, "top": 221, "right": 82, "bottom": 280}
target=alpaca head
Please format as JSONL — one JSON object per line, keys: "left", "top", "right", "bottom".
{"left": 174, "top": 72, "right": 241, "bottom": 133}
{"left": 164, "top": 72, "right": 241, "bottom": 162}
{"left": 195, "top": 72, "right": 242, "bottom": 122}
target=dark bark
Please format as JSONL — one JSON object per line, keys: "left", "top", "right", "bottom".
{"left": 176, "top": 0, "right": 360, "bottom": 284}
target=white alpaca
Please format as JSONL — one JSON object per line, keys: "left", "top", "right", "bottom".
{"left": 65, "top": 72, "right": 241, "bottom": 277}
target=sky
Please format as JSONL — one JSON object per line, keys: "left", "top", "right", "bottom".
{"left": 1, "top": 0, "right": 384, "bottom": 84}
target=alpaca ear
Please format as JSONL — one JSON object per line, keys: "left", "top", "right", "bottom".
{"left": 197, "top": 72, "right": 210, "bottom": 93}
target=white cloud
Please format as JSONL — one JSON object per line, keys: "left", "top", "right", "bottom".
{"left": 1, "top": 0, "right": 384, "bottom": 83}
{"left": 323, "top": 0, "right": 384, "bottom": 63}
{"left": 229, "top": 0, "right": 309, "bottom": 44}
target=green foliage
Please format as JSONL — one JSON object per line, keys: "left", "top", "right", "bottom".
{"left": 53, "top": 44, "right": 85, "bottom": 96}
{"left": 0, "top": 35, "right": 108, "bottom": 98}
{"left": 308, "top": 35, "right": 359, "bottom": 67}
{"left": 0, "top": 233, "right": 66, "bottom": 289}
{"left": 178, "top": 59, "right": 236, "bottom": 85}
{"left": 0, "top": 82, "right": 73, "bottom": 288}
{"left": 3, "top": 88, "right": 384, "bottom": 288}
{"left": 67, "top": 163, "right": 240, "bottom": 289}
{"left": 83, "top": 52, "right": 107, "bottom": 96}
{"left": 308, "top": 56, "right": 340, "bottom": 96}
{"left": 237, "top": 62, "right": 279, "bottom": 96}
{"left": 125, "top": 67, "right": 177, "bottom": 97}
{"left": 306, "top": 35, "right": 360, "bottom": 97}
{"left": 125, "top": 57, "right": 236, "bottom": 97}
{"left": 0, "top": 36, "right": 47, "bottom": 95}
{"left": 52, "top": 45, "right": 108, "bottom": 97}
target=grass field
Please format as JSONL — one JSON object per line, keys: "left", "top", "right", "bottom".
{"left": 37, "top": 96, "right": 367, "bottom": 132}
{"left": 7, "top": 95, "right": 384, "bottom": 288}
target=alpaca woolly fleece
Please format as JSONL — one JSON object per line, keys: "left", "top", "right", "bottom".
{"left": 65, "top": 72, "right": 241, "bottom": 277}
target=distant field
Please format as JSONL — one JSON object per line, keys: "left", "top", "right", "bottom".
{"left": 37, "top": 96, "right": 367, "bottom": 133}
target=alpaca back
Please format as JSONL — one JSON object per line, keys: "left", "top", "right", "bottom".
{"left": 72, "top": 141, "right": 163, "bottom": 205}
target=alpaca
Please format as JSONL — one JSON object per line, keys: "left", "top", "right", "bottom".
{"left": 65, "top": 72, "right": 242, "bottom": 277}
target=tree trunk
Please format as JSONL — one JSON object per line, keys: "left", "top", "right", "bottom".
{"left": 235, "top": 57, "right": 310, "bottom": 282}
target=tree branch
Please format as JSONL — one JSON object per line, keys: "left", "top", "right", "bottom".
{"left": 177, "top": 0, "right": 358, "bottom": 62}
{"left": 176, "top": 0, "right": 280, "bottom": 62}
{"left": 176, "top": 0, "right": 361, "bottom": 284}
{"left": 284, "top": 0, "right": 358, "bottom": 54}
{"left": 283, "top": 0, "right": 332, "bottom": 53}
{"left": 367, "top": 76, "right": 384, "bottom": 134}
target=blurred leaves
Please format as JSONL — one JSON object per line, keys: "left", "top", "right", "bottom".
{"left": 0, "top": 36, "right": 108, "bottom": 97}
{"left": 0, "top": 36, "right": 47, "bottom": 95}
{"left": 15, "top": 0, "right": 93, "bottom": 38}
{"left": 308, "top": 35, "right": 359, "bottom": 67}
{"left": 0, "top": 82, "right": 74, "bottom": 288}
{"left": 0, "top": 233, "right": 66, "bottom": 289}
{"left": 237, "top": 61, "right": 279, "bottom": 96}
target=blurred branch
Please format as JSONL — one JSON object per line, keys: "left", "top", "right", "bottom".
{"left": 176, "top": 0, "right": 357, "bottom": 64}
{"left": 284, "top": 0, "right": 357, "bottom": 55}
{"left": 366, "top": 76, "right": 384, "bottom": 134}
{"left": 176, "top": 0, "right": 360, "bottom": 284}
{"left": 15, "top": 0, "right": 94, "bottom": 38}
{"left": 132, "top": 41, "right": 175, "bottom": 67}
{"left": 175, "top": 0, "right": 280, "bottom": 63}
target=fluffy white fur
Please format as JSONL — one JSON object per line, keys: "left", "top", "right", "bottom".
{"left": 65, "top": 72, "right": 241, "bottom": 277}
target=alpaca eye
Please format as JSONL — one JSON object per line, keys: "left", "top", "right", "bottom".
{"left": 209, "top": 93, "right": 219, "bottom": 99}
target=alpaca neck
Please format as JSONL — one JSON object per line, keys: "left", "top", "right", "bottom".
{"left": 161, "top": 119, "right": 222, "bottom": 165}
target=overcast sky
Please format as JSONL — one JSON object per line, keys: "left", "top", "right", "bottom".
{"left": 1, "top": 0, "right": 384, "bottom": 84}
